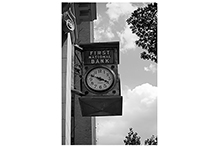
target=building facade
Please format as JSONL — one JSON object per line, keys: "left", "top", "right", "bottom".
{"left": 62, "top": 3, "right": 97, "bottom": 145}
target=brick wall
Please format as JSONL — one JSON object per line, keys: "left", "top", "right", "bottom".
{"left": 73, "top": 21, "right": 95, "bottom": 145}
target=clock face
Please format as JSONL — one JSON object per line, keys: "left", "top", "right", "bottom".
{"left": 85, "top": 67, "right": 115, "bottom": 92}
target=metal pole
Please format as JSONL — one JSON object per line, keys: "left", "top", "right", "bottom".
{"left": 65, "top": 32, "right": 72, "bottom": 145}
{"left": 71, "top": 30, "right": 75, "bottom": 144}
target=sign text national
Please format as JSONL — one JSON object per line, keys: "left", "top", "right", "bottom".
{"left": 84, "top": 49, "right": 114, "bottom": 65}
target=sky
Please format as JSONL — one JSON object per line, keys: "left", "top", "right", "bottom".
{"left": 93, "top": 2, "right": 157, "bottom": 145}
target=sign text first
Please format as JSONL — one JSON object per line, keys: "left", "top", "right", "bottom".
{"left": 84, "top": 49, "right": 114, "bottom": 65}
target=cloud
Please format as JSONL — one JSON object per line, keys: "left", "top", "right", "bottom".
{"left": 105, "top": 27, "right": 115, "bottom": 39}
{"left": 117, "top": 23, "right": 139, "bottom": 51}
{"left": 144, "top": 67, "right": 150, "bottom": 72}
{"left": 106, "top": 2, "right": 137, "bottom": 22}
{"left": 144, "top": 64, "right": 157, "bottom": 73}
{"left": 94, "top": 14, "right": 102, "bottom": 29}
{"left": 94, "top": 26, "right": 115, "bottom": 42}
{"left": 94, "top": 14, "right": 115, "bottom": 42}
{"left": 96, "top": 83, "right": 157, "bottom": 145}
{"left": 95, "top": 3, "right": 139, "bottom": 50}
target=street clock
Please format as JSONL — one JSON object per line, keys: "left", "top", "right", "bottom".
{"left": 85, "top": 66, "right": 116, "bottom": 92}
{"left": 78, "top": 42, "right": 122, "bottom": 116}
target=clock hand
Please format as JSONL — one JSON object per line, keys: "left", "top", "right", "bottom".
{"left": 90, "top": 74, "right": 103, "bottom": 81}
{"left": 91, "top": 74, "right": 100, "bottom": 80}
{"left": 90, "top": 74, "right": 95, "bottom": 78}
{"left": 90, "top": 74, "right": 109, "bottom": 84}
{"left": 96, "top": 76, "right": 104, "bottom": 81}
{"left": 96, "top": 76, "right": 109, "bottom": 84}
{"left": 103, "top": 79, "right": 109, "bottom": 84}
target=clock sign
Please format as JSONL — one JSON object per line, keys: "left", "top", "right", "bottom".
{"left": 85, "top": 66, "right": 116, "bottom": 92}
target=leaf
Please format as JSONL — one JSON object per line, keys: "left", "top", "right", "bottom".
{"left": 126, "top": 3, "right": 157, "bottom": 63}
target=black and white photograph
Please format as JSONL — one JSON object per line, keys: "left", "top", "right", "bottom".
{"left": 1, "top": 1, "right": 218, "bottom": 146}
{"left": 62, "top": 2, "right": 157, "bottom": 145}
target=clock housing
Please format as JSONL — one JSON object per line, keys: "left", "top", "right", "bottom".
{"left": 84, "top": 66, "right": 116, "bottom": 93}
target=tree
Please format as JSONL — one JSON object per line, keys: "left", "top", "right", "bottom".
{"left": 124, "top": 128, "right": 141, "bottom": 145}
{"left": 144, "top": 135, "right": 158, "bottom": 145}
{"left": 127, "top": 3, "right": 157, "bottom": 63}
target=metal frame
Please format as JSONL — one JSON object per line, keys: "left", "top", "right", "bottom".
{"left": 73, "top": 44, "right": 85, "bottom": 96}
